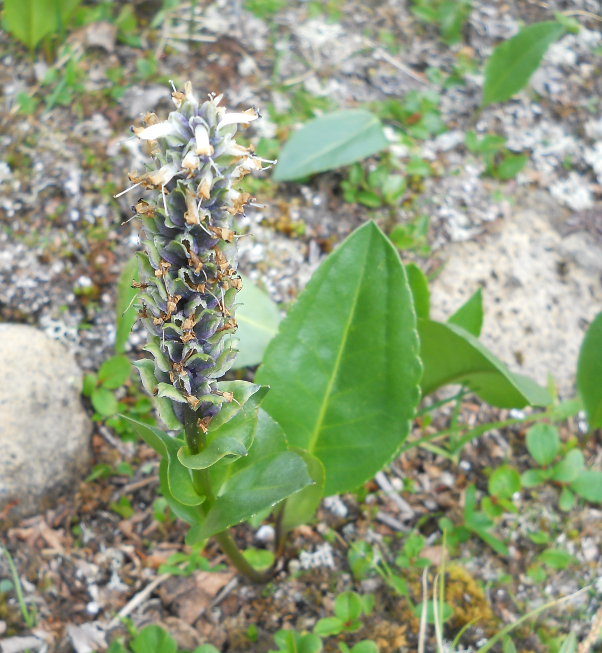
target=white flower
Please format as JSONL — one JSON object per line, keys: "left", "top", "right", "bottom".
{"left": 136, "top": 121, "right": 180, "bottom": 141}
{"left": 194, "top": 125, "right": 214, "bottom": 156}
{"left": 147, "top": 161, "right": 180, "bottom": 187}
{"left": 217, "top": 108, "right": 259, "bottom": 130}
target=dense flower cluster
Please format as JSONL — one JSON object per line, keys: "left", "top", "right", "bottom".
{"left": 125, "top": 82, "right": 271, "bottom": 430}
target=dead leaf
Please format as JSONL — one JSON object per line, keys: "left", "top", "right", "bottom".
{"left": 66, "top": 623, "right": 107, "bottom": 653}
{"left": 39, "top": 521, "right": 65, "bottom": 554}
{"left": 84, "top": 22, "right": 117, "bottom": 52}
{"left": 177, "top": 571, "right": 234, "bottom": 624}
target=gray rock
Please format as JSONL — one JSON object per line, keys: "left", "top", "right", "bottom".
{"left": 0, "top": 324, "right": 92, "bottom": 521}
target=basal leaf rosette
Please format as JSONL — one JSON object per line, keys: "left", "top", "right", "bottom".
{"left": 123, "top": 82, "right": 273, "bottom": 430}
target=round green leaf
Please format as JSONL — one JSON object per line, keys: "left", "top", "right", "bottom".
{"left": 526, "top": 423, "right": 559, "bottom": 466}
{"left": 351, "top": 643, "right": 379, "bottom": 653}
{"left": 91, "top": 387, "right": 118, "bottom": 416}
{"left": 570, "top": 469, "right": 602, "bottom": 504}
{"left": 520, "top": 468, "right": 549, "bottom": 488}
{"left": 488, "top": 465, "right": 521, "bottom": 500}
{"left": 256, "top": 222, "right": 422, "bottom": 496}
{"left": 334, "top": 591, "right": 363, "bottom": 622}
{"left": 131, "top": 626, "right": 177, "bottom": 653}
{"left": 550, "top": 449, "right": 584, "bottom": 483}
{"left": 314, "top": 617, "right": 343, "bottom": 637}
{"left": 242, "top": 547, "right": 274, "bottom": 572}
{"left": 98, "top": 355, "right": 131, "bottom": 389}
{"left": 558, "top": 486, "right": 575, "bottom": 512}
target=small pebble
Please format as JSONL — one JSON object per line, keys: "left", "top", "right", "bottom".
{"left": 255, "top": 524, "right": 275, "bottom": 543}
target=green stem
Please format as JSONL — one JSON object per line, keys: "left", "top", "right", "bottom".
{"left": 182, "top": 406, "right": 271, "bottom": 584}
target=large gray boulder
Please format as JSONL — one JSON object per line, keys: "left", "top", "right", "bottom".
{"left": 0, "top": 324, "right": 92, "bottom": 520}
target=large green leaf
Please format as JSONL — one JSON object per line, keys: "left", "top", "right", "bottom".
{"left": 273, "top": 110, "right": 389, "bottom": 181}
{"left": 4, "top": 0, "right": 58, "bottom": 50}
{"left": 419, "top": 320, "right": 551, "bottom": 408}
{"left": 209, "top": 409, "right": 287, "bottom": 502}
{"left": 115, "top": 255, "right": 140, "bottom": 354}
{"left": 256, "top": 221, "right": 422, "bottom": 495}
{"left": 188, "top": 451, "right": 312, "bottom": 542}
{"left": 482, "top": 21, "right": 565, "bottom": 106}
{"left": 576, "top": 310, "right": 602, "bottom": 429}
{"left": 231, "top": 275, "right": 281, "bottom": 369}
{"left": 279, "top": 447, "right": 325, "bottom": 536}
{"left": 448, "top": 287, "right": 483, "bottom": 337}
{"left": 4, "top": 0, "right": 81, "bottom": 51}
{"left": 123, "top": 416, "right": 203, "bottom": 506}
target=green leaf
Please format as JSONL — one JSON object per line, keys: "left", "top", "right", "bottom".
{"left": 537, "top": 549, "right": 574, "bottom": 570}
{"left": 231, "top": 274, "right": 281, "bottom": 369}
{"left": 448, "top": 287, "right": 483, "bottom": 337}
{"left": 482, "top": 21, "right": 565, "bottom": 106}
{"left": 558, "top": 632, "right": 577, "bottom": 653}
{"left": 131, "top": 625, "right": 177, "bottom": 653}
{"left": 418, "top": 320, "right": 551, "bottom": 408}
{"left": 553, "top": 12, "right": 580, "bottom": 35}
{"left": 110, "top": 496, "right": 134, "bottom": 519}
{"left": 256, "top": 222, "right": 421, "bottom": 495}
{"left": 520, "top": 468, "right": 549, "bottom": 488}
{"left": 488, "top": 465, "right": 520, "bottom": 500}
{"left": 98, "top": 355, "right": 131, "bottom": 389}
{"left": 279, "top": 447, "right": 325, "bottom": 536}
{"left": 495, "top": 154, "right": 527, "bottom": 180}
{"left": 122, "top": 416, "right": 204, "bottom": 506}
{"left": 350, "top": 642, "right": 379, "bottom": 653}
{"left": 273, "top": 110, "right": 389, "bottom": 181}
{"left": 4, "top": 0, "right": 58, "bottom": 50}
{"left": 115, "top": 255, "right": 140, "bottom": 354}
{"left": 549, "top": 448, "right": 584, "bottom": 483}
{"left": 334, "top": 592, "right": 363, "bottom": 622}
{"left": 178, "top": 385, "right": 268, "bottom": 469}
{"left": 412, "top": 601, "right": 454, "bottom": 624}
{"left": 471, "top": 528, "right": 510, "bottom": 556}
{"left": 192, "top": 646, "right": 221, "bottom": 653}
{"left": 314, "top": 617, "right": 344, "bottom": 637}
{"left": 107, "top": 640, "right": 128, "bottom": 653}
{"left": 188, "top": 451, "right": 312, "bottom": 542}
{"left": 159, "top": 459, "right": 203, "bottom": 526}
{"left": 242, "top": 547, "right": 275, "bottom": 572}
{"left": 502, "top": 635, "right": 517, "bottom": 653}
{"left": 547, "top": 398, "right": 582, "bottom": 422}
{"left": 406, "top": 262, "right": 430, "bottom": 320}
{"left": 577, "top": 310, "right": 602, "bottom": 429}
{"left": 526, "top": 423, "right": 560, "bottom": 466}
{"left": 82, "top": 373, "right": 97, "bottom": 397}
{"left": 570, "top": 470, "right": 602, "bottom": 503}
{"left": 91, "top": 387, "right": 118, "bottom": 416}
{"left": 526, "top": 530, "right": 549, "bottom": 545}
{"left": 558, "top": 486, "right": 575, "bottom": 512}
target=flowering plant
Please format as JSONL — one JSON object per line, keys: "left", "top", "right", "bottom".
{"left": 120, "top": 82, "right": 423, "bottom": 581}
{"left": 121, "top": 83, "right": 314, "bottom": 581}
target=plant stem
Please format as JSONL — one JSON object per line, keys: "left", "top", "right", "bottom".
{"left": 182, "top": 406, "right": 271, "bottom": 584}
